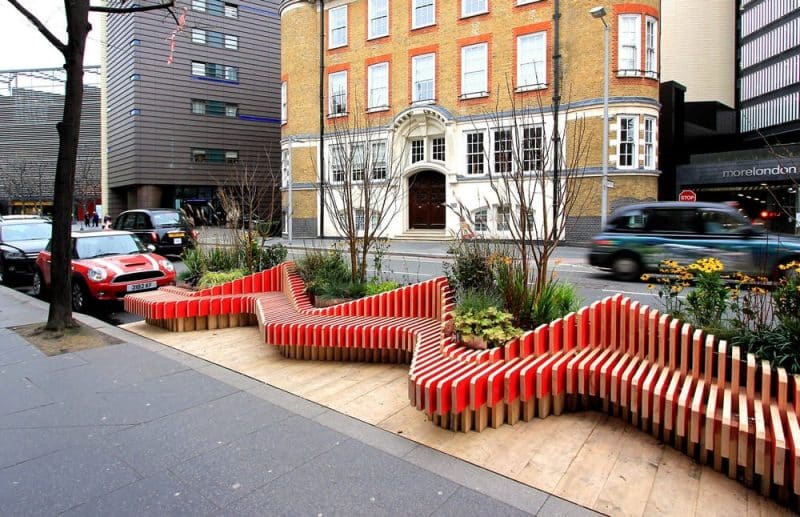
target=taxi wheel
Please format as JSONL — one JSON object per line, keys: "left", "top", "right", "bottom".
{"left": 71, "top": 278, "right": 92, "bottom": 313}
{"left": 611, "top": 254, "right": 642, "bottom": 282}
{"left": 31, "top": 269, "right": 48, "bottom": 300}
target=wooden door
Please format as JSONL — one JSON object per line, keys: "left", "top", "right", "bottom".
{"left": 408, "top": 171, "right": 446, "bottom": 229}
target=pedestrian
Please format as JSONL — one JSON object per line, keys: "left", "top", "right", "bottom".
{"left": 92, "top": 212, "right": 100, "bottom": 227}
{"left": 84, "top": 213, "right": 89, "bottom": 228}
{"left": 103, "top": 215, "right": 112, "bottom": 230}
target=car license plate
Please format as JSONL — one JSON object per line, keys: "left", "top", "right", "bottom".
{"left": 173, "top": 238, "right": 182, "bottom": 244}
{"left": 127, "top": 281, "right": 157, "bottom": 293}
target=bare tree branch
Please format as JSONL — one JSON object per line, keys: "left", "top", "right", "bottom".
{"left": 5, "top": 0, "right": 67, "bottom": 53}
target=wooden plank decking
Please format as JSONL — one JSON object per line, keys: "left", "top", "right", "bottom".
{"left": 122, "top": 322, "right": 793, "bottom": 517}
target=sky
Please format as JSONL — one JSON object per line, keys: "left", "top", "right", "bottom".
{"left": 0, "top": 2, "right": 103, "bottom": 71}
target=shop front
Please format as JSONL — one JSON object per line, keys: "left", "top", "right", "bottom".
{"left": 677, "top": 154, "right": 800, "bottom": 235}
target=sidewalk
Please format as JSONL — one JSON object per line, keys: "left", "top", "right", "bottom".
{"left": 0, "top": 286, "right": 596, "bottom": 515}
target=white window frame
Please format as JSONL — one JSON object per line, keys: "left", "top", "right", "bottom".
{"left": 192, "top": 0, "right": 206, "bottom": 12}
{"left": 517, "top": 32, "right": 547, "bottom": 90}
{"left": 412, "top": 53, "right": 435, "bottom": 103}
{"left": 461, "top": 0, "right": 487, "bottom": 17}
{"left": 496, "top": 205, "right": 511, "bottom": 232}
{"left": 191, "top": 99, "right": 205, "bottom": 115}
{"left": 617, "top": 115, "right": 638, "bottom": 169}
{"left": 432, "top": 137, "right": 445, "bottom": 162}
{"left": 522, "top": 125, "right": 544, "bottom": 172}
{"left": 281, "top": 81, "right": 287, "bottom": 124}
{"left": 645, "top": 16, "right": 658, "bottom": 79}
{"left": 191, "top": 61, "right": 205, "bottom": 76}
{"left": 224, "top": 65, "right": 238, "bottom": 81}
{"left": 368, "top": 0, "right": 389, "bottom": 39}
{"left": 281, "top": 149, "right": 290, "bottom": 188}
{"left": 367, "top": 62, "right": 389, "bottom": 110}
{"left": 371, "top": 142, "right": 387, "bottom": 180}
{"left": 328, "top": 71, "right": 348, "bottom": 116}
{"left": 461, "top": 43, "right": 488, "bottom": 99}
{"left": 643, "top": 116, "right": 656, "bottom": 169}
{"left": 225, "top": 151, "right": 239, "bottom": 164}
{"left": 224, "top": 2, "right": 238, "bottom": 18}
{"left": 618, "top": 14, "right": 641, "bottom": 77}
{"left": 412, "top": 0, "right": 435, "bottom": 29}
{"left": 330, "top": 144, "right": 346, "bottom": 183}
{"left": 465, "top": 131, "right": 485, "bottom": 175}
{"left": 410, "top": 139, "right": 425, "bottom": 163}
{"left": 473, "top": 207, "right": 488, "bottom": 232}
{"left": 329, "top": 5, "right": 348, "bottom": 49}
{"left": 493, "top": 128, "right": 513, "bottom": 174}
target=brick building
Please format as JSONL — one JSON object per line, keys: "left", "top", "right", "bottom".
{"left": 279, "top": 0, "right": 660, "bottom": 241}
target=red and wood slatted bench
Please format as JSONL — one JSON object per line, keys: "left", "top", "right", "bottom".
{"left": 127, "top": 264, "right": 800, "bottom": 504}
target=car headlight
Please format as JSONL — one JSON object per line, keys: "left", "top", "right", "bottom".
{"left": 159, "top": 259, "right": 175, "bottom": 272}
{"left": 2, "top": 250, "right": 25, "bottom": 259}
{"left": 87, "top": 267, "right": 107, "bottom": 282}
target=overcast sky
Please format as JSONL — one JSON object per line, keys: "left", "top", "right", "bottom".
{"left": 0, "top": 2, "right": 103, "bottom": 71}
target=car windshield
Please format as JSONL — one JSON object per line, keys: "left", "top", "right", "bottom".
{"left": 152, "top": 212, "right": 186, "bottom": 227}
{"left": 74, "top": 234, "right": 146, "bottom": 259}
{"left": 1, "top": 222, "right": 52, "bottom": 241}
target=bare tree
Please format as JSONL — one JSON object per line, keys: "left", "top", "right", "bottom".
{"left": 320, "top": 101, "right": 407, "bottom": 283}
{"left": 461, "top": 80, "right": 594, "bottom": 302}
{"left": 74, "top": 156, "right": 100, "bottom": 226}
{"left": 0, "top": 159, "right": 51, "bottom": 214}
{"left": 214, "top": 148, "right": 281, "bottom": 272}
{"left": 6, "top": 0, "right": 175, "bottom": 331}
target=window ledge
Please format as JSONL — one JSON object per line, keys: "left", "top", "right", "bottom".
{"left": 411, "top": 99, "right": 436, "bottom": 106}
{"left": 366, "top": 106, "right": 390, "bottom": 113}
{"left": 459, "top": 91, "right": 489, "bottom": 100}
{"left": 515, "top": 84, "right": 547, "bottom": 93}
{"left": 327, "top": 112, "right": 348, "bottom": 119}
{"left": 367, "top": 34, "right": 389, "bottom": 42}
{"left": 411, "top": 22, "right": 436, "bottom": 31}
{"left": 460, "top": 10, "right": 488, "bottom": 19}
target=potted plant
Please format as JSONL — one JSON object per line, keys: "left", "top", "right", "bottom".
{"left": 453, "top": 306, "right": 523, "bottom": 350}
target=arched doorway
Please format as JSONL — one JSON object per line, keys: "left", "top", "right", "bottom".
{"left": 408, "top": 170, "right": 445, "bottom": 229}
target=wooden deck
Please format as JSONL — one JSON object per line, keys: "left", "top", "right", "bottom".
{"left": 122, "top": 322, "right": 793, "bottom": 517}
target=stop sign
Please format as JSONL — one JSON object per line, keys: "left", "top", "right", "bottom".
{"left": 678, "top": 189, "right": 697, "bottom": 202}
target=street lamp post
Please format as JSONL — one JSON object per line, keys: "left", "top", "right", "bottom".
{"left": 590, "top": 6, "right": 610, "bottom": 229}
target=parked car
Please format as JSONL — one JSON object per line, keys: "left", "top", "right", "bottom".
{"left": 589, "top": 201, "right": 800, "bottom": 281}
{"left": 31, "top": 230, "right": 176, "bottom": 312}
{"left": 112, "top": 208, "right": 198, "bottom": 256}
{"left": 0, "top": 215, "right": 52, "bottom": 285}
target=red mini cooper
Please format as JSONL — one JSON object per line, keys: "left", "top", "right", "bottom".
{"left": 32, "top": 230, "right": 176, "bottom": 312}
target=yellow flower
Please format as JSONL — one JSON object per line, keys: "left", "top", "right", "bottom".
{"left": 647, "top": 284, "right": 655, "bottom": 290}
{"left": 640, "top": 274, "right": 650, "bottom": 281}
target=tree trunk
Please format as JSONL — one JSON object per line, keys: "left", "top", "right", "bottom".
{"left": 46, "top": 1, "right": 90, "bottom": 331}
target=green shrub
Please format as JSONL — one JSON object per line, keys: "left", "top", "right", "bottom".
{"left": 364, "top": 279, "right": 400, "bottom": 296}
{"left": 456, "top": 288, "right": 504, "bottom": 314}
{"left": 444, "top": 239, "right": 494, "bottom": 293}
{"left": 296, "top": 248, "right": 351, "bottom": 295}
{"left": 529, "top": 278, "right": 583, "bottom": 327}
{"left": 493, "top": 257, "right": 532, "bottom": 326}
{"left": 197, "top": 269, "right": 247, "bottom": 288}
{"left": 453, "top": 306, "right": 523, "bottom": 348}
{"left": 316, "top": 280, "right": 365, "bottom": 300}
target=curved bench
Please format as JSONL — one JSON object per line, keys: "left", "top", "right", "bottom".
{"left": 125, "top": 262, "right": 800, "bottom": 502}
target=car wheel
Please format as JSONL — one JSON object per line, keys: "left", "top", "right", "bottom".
{"left": 611, "top": 254, "right": 642, "bottom": 282}
{"left": 31, "top": 269, "right": 48, "bottom": 300}
{"left": 71, "top": 278, "right": 91, "bottom": 313}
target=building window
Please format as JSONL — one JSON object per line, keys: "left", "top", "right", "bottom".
{"left": 412, "top": 0, "right": 435, "bottom": 29}
{"left": 617, "top": 116, "right": 637, "bottom": 168}
{"left": 643, "top": 117, "right": 656, "bottom": 169}
{"left": 352, "top": 144, "right": 366, "bottom": 181}
{"left": 281, "top": 149, "right": 290, "bottom": 188}
{"left": 192, "top": 148, "right": 238, "bottom": 164}
{"left": 328, "top": 71, "right": 347, "bottom": 115}
{"left": 191, "top": 61, "right": 238, "bottom": 82}
{"left": 329, "top": 5, "right": 347, "bottom": 49}
{"left": 281, "top": 81, "right": 287, "bottom": 123}
{"left": 466, "top": 132, "right": 485, "bottom": 175}
{"left": 493, "top": 128, "right": 512, "bottom": 174}
{"left": 330, "top": 145, "right": 345, "bottom": 182}
{"left": 372, "top": 142, "right": 387, "bottom": 180}
{"left": 368, "top": 0, "right": 389, "bottom": 39}
{"left": 367, "top": 62, "right": 389, "bottom": 110}
{"left": 192, "top": 0, "right": 206, "bottom": 11}
{"left": 224, "top": 34, "right": 238, "bottom": 50}
{"left": 412, "top": 53, "right": 435, "bottom": 103}
{"left": 461, "top": 43, "right": 487, "bottom": 98}
{"left": 496, "top": 205, "right": 510, "bottom": 231}
{"left": 192, "top": 29, "right": 206, "bottom": 44}
{"left": 618, "top": 14, "right": 641, "bottom": 77}
{"left": 432, "top": 137, "right": 445, "bottom": 161}
{"left": 522, "top": 126, "right": 543, "bottom": 172}
{"left": 191, "top": 99, "right": 239, "bottom": 117}
{"left": 224, "top": 2, "right": 238, "bottom": 18}
{"left": 461, "top": 0, "right": 487, "bottom": 17}
{"left": 645, "top": 16, "right": 658, "bottom": 79}
{"left": 354, "top": 209, "right": 366, "bottom": 231}
{"left": 517, "top": 32, "right": 546, "bottom": 90}
{"left": 411, "top": 140, "right": 425, "bottom": 163}
{"left": 473, "top": 207, "right": 488, "bottom": 232}
{"left": 130, "top": 73, "right": 140, "bottom": 81}
{"left": 129, "top": 39, "right": 141, "bottom": 46}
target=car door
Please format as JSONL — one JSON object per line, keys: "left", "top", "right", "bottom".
{"left": 642, "top": 207, "right": 708, "bottom": 269}
{"left": 698, "top": 208, "right": 764, "bottom": 274}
